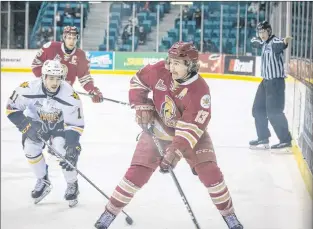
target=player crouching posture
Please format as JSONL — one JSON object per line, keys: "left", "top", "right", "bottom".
{"left": 6, "top": 60, "right": 84, "bottom": 207}
{"left": 94, "top": 42, "right": 243, "bottom": 228}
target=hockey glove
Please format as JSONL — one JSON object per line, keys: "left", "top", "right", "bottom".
{"left": 17, "top": 118, "right": 43, "bottom": 143}
{"left": 135, "top": 103, "right": 154, "bottom": 132}
{"left": 159, "top": 146, "right": 183, "bottom": 173}
{"left": 89, "top": 87, "right": 104, "bottom": 103}
{"left": 60, "top": 143, "right": 81, "bottom": 171}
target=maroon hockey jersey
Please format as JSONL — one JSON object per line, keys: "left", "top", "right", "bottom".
{"left": 129, "top": 60, "right": 212, "bottom": 153}
{"left": 31, "top": 41, "right": 95, "bottom": 92}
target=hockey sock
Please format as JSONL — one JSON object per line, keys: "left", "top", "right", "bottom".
{"left": 106, "top": 165, "right": 154, "bottom": 215}
{"left": 195, "top": 162, "right": 234, "bottom": 216}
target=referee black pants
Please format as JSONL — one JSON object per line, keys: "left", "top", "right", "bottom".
{"left": 252, "top": 78, "right": 292, "bottom": 143}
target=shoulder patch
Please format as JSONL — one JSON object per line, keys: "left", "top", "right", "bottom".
{"left": 19, "top": 81, "right": 29, "bottom": 88}
{"left": 200, "top": 94, "right": 211, "bottom": 109}
{"left": 43, "top": 41, "right": 51, "bottom": 48}
{"left": 71, "top": 91, "right": 80, "bottom": 100}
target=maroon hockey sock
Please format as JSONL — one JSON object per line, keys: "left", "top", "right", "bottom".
{"left": 106, "top": 165, "right": 154, "bottom": 215}
{"left": 195, "top": 162, "right": 234, "bottom": 216}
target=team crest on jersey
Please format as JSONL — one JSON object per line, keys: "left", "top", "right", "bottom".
{"left": 160, "top": 95, "right": 176, "bottom": 127}
{"left": 200, "top": 94, "right": 211, "bottom": 109}
{"left": 155, "top": 79, "right": 167, "bottom": 91}
{"left": 176, "top": 88, "right": 188, "bottom": 99}
{"left": 71, "top": 91, "right": 80, "bottom": 100}
{"left": 19, "top": 81, "right": 29, "bottom": 88}
{"left": 38, "top": 110, "right": 61, "bottom": 123}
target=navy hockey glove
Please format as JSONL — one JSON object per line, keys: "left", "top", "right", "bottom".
{"left": 17, "top": 118, "right": 43, "bottom": 143}
{"left": 60, "top": 143, "right": 81, "bottom": 171}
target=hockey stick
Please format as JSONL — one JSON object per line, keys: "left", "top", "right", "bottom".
{"left": 77, "top": 91, "right": 130, "bottom": 106}
{"left": 39, "top": 137, "right": 134, "bottom": 225}
{"left": 149, "top": 132, "right": 202, "bottom": 229}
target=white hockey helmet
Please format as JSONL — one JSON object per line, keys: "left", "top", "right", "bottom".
{"left": 41, "top": 60, "right": 66, "bottom": 80}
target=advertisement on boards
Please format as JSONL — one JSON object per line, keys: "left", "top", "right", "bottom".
{"left": 114, "top": 52, "right": 167, "bottom": 70}
{"left": 1, "top": 50, "right": 37, "bottom": 69}
{"left": 224, "top": 55, "right": 256, "bottom": 76}
{"left": 198, "top": 53, "right": 224, "bottom": 74}
{"left": 85, "top": 51, "right": 113, "bottom": 70}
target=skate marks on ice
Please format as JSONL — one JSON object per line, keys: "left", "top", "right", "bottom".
{"left": 1, "top": 74, "right": 312, "bottom": 229}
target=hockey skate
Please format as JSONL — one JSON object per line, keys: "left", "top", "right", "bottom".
{"left": 249, "top": 139, "right": 270, "bottom": 150}
{"left": 223, "top": 213, "right": 243, "bottom": 229}
{"left": 31, "top": 174, "right": 52, "bottom": 204}
{"left": 64, "top": 181, "right": 79, "bottom": 207}
{"left": 94, "top": 209, "right": 116, "bottom": 229}
{"left": 270, "top": 141, "right": 292, "bottom": 153}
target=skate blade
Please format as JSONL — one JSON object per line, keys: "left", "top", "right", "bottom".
{"left": 33, "top": 186, "right": 52, "bottom": 204}
{"left": 68, "top": 199, "right": 78, "bottom": 208}
{"left": 270, "top": 147, "right": 292, "bottom": 155}
{"left": 249, "top": 144, "right": 270, "bottom": 150}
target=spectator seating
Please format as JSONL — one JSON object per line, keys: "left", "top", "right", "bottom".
{"left": 30, "top": 2, "right": 89, "bottom": 48}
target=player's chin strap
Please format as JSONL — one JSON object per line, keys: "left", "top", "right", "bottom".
{"left": 147, "top": 126, "right": 202, "bottom": 229}
{"left": 76, "top": 91, "right": 130, "bottom": 106}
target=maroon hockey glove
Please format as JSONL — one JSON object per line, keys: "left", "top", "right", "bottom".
{"left": 135, "top": 104, "right": 154, "bottom": 132}
{"left": 159, "top": 146, "right": 183, "bottom": 173}
{"left": 89, "top": 87, "right": 104, "bottom": 103}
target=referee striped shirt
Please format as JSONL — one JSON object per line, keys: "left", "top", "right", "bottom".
{"left": 251, "top": 35, "right": 288, "bottom": 80}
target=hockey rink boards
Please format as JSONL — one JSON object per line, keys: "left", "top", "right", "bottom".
{"left": 1, "top": 73, "right": 312, "bottom": 229}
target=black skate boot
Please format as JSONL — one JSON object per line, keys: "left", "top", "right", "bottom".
{"left": 249, "top": 138, "right": 270, "bottom": 150}
{"left": 94, "top": 209, "right": 116, "bottom": 229}
{"left": 223, "top": 213, "right": 243, "bottom": 229}
{"left": 64, "top": 181, "right": 79, "bottom": 207}
{"left": 31, "top": 174, "right": 52, "bottom": 204}
{"left": 271, "top": 141, "right": 292, "bottom": 151}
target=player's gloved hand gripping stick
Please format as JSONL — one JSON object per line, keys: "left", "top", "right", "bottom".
{"left": 38, "top": 136, "right": 134, "bottom": 225}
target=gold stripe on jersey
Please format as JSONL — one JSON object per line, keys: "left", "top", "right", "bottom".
{"left": 152, "top": 126, "right": 173, "bottom": 141}
{"left": 130, "top": 75, "right": 150, "bottom": 91}
{"left": 175, "top": 130, "right": 197, "bottom": 149}
{"left": 176, "top": 121, "right": 204, "bottom": 138}
{"left": 78, "top": 74, "right": 93, "bottom": 87}
{"left": 6, "top": 109, "right": 19, "bottom": 116}
{"left": 27, "top": 154, "right": 44, "bottom": 164}
{"left": 118, "top": 178, "right": 140, "bottom": 195}
{"left": 65, "top": 125, "right": 84, "bottom": 135}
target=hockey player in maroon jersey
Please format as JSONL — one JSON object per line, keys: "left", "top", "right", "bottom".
{"left": 94, "top": 42, "right": 243, "bottom": 229}
{"left": 31, "top": 26, "right": 104, "bottom": 103}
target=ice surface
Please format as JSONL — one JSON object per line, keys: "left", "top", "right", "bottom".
{"left": 1, "top": 73, "right": 312, "bottom": 229}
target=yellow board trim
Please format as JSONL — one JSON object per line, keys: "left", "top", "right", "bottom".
{"left": 291, "top": 142, "right": 313, "bottom": 198}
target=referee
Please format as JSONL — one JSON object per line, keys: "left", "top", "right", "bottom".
{"left": 249, "top": 21, "right": 293, "bottom": 150}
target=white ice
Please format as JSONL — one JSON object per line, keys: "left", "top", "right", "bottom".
{"left": 1, "top": 73, "right": 312, "bottom": 229}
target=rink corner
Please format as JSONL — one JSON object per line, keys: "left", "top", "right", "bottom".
{"left": 292, "top": 143, "right": 313, "bottom": 199}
